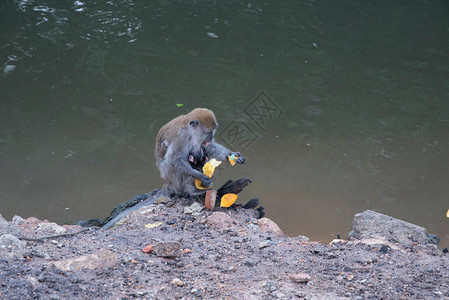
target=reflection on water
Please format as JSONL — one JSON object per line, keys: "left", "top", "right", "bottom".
{"left": 1, "top": 1, "right": 448, "bottom": 247}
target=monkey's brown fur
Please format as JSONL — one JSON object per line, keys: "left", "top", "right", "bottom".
{"left": 155, "top": 108, "right": 244, "bottom": 196}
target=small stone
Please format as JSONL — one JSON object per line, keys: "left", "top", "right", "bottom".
{"left": 184, "top": 207, "right": 193, "bottom": 214}
{"left": 206, "top": 212, "right": 234, "bottom": 228}
{"left": 172, "top": 278, "right": 184, "bottom": 287}
{"left": 26, "top": 276, "right": 40, "bottom": 290}
{"left": 296, "top": 235, "right": 310, "bottom": 242}
{"left": 142, "top": 244, "right": 154, "bottom": 254}
{"left": 192, "top": 212, "right": 203, "bottom": 218}
{"left": 190, "top": 202, "right": 204, "bottom": 213}
{"left": 184, "top": 202, "right": 204, "bottom": 214}
{"left": 258, "top": 241, "right": 270, "bottom": 249}
{"left": 155, "top": 196, "right": 170, "bottom": 204}
{"left": 183, "top": 248, "right": 192, "bottom": 254}
{"left": 191, "top": 288, "right": 198, "bottom": 293}
{"left": 153, "top": 241, "right": 181, "bottom": 258}
{"left": 378, "top": 245, "right": 389, "bottom": 254}
{"left": 289, "top": 273, "right": 311, "bottom": 283}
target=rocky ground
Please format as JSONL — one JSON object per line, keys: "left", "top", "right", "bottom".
{"left": 1, "top": 197, "right": 448, "bottom": 299}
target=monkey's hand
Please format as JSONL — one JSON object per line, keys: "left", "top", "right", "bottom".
{"left": 199, "top": 174, "right": 213, "bottom": 188}
{"left": 228, "top": 152, "right": 245, "bottom": 164}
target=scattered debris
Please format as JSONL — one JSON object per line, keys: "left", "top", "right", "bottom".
{"left": 0, "top": 204, "right": 447, "bottom": 299}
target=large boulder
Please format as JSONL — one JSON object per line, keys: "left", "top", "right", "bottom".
{"left": 349, "top": 210, "right": 439, "bottom": 246}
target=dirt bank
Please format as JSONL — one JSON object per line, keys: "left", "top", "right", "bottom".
{"left": 1, "top": 197, "right": 448, "bottom": 299}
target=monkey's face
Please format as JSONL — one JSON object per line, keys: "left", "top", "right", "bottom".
{"left": 204, "top": 129, "right": 214, "bottom": 145}
{"left": 188, "top": 119, "right": 216, "bottom": 147}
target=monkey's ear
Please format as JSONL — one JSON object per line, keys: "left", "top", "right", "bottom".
{"left": 189, "top": 119, "right": 200, "bottom": 127}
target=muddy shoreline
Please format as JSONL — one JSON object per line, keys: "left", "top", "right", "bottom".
{"left": 1, "top": 196, "right": 448, "bottom": 299}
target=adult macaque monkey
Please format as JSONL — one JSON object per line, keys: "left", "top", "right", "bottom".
{"left": 155, "top": 108, "right": 244, "bottom": 196}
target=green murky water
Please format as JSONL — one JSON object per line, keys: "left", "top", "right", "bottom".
{"left": 1, "top": 0, "right": 448, "bottom": 246}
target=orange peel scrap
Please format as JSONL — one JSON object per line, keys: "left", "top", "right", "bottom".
{"left": 220, "top": 193, "right": 238, "bottom": 207}
{"left": 195, "top": 158, "right": 222, "bottom": 190}
{"left": 228, "top": 155, "right": 236, "bottom": 166}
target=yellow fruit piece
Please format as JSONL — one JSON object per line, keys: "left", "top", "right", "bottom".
{"left": 195, "top": 158, "right": 222, "bottom": 190}
{"left": 220, "top": 193, "right": 238, "bottom": 207}
{"left": 446, "top": 209, "right": 449, "bottom": 218}
{"left": 144, "top": 222, "right": 163, "bottom": 229}
{"left": 228, "top": 156, "right": 236, "bottom": 166}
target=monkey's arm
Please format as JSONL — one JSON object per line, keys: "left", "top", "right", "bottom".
{"left": 206, "top": 140, "right": 245, "bottom": 164}
{"left": 179, "top": 158, "right": 213, "bottom": 187}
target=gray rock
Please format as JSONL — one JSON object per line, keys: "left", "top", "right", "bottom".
{"left": 53, "top": 249, "right": 117, "bottom": 271}
{"left": 257, "top": 217, "right": 286, "bottom": 237}
{"left": 206, "top": 212, "right": 234, "bottom": 228}
{"left": 0, "top": 234, "right": 26, "bottom": 259}
{"left": 184, "top": 202, "right": 204, "bottom": 214}
{"left": 26, "top": 276, "right": 40, "bottom": 290}
{"left": 258, "top": 241, "right": 270, "bottom": 249}
{"left": 296, "top": 235, "right": 310, "bottom": 242}
{"left": 155, "top": 196, "right": 170, "bottom": 204}
{"left": 172, "top": 278, "right": 185, "bottom": 286}
{"left": 349, "top": 210, "right": 439, "bottom": 246}
{"left": 11, "top": 215, "right": 24, "bottom": 224}
{"left": 0, "top": 214, "right": 9, "bottom": 235}
{"left": 153, "top": 241, "right": 181, "bottom": 258}
{"left": 35, "top": 222, "right": 67, "bottom": 235}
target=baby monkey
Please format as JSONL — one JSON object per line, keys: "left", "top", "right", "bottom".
{"left": 155, "top": 108, "right": 244, "bottom": 196}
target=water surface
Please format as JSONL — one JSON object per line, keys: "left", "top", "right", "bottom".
{"left": 1, "top": 0, "right": 448, "bottom": 246}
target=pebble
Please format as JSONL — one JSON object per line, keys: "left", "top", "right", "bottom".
{"left": 172, "top": 278, "right": 185, "bottom": 287}
{"left": 184, "top": 202, "right": 204, "bottom": 214}
{"left": 142, "top": 244, "right": 153, "bottom": 254}
{"left": 153, "top": 241, "right": 181, "bottom": 258}
{"left": 258, "top": 241, "right": 270, "bottom": 249}
{"left": 289, "top": 273, "right": 311, "bottom": 283}
{"left": 155, "top": 196, "right": 170, "bottom": 204}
